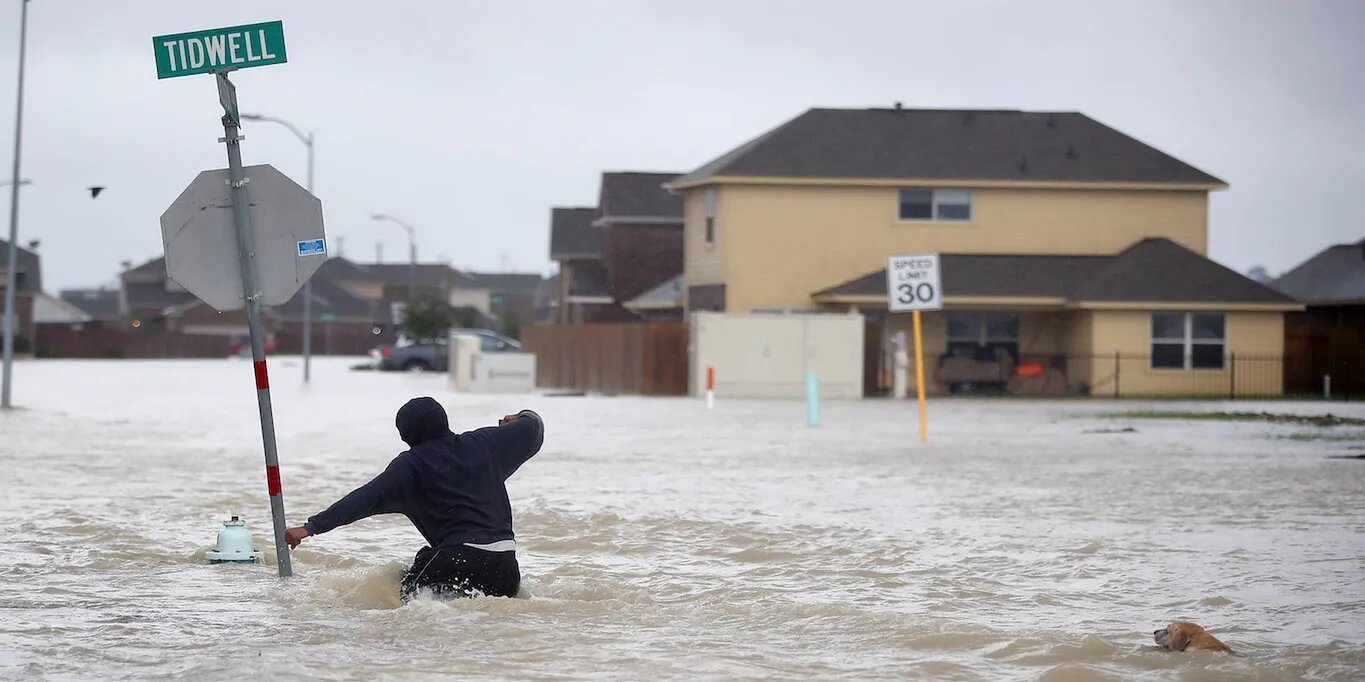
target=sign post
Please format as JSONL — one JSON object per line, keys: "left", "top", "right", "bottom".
{"left": 155, "top": 21, "right": 320, "bottom": 578}
{"left": 886, "top": 254, "right": 943, "bottom": 442}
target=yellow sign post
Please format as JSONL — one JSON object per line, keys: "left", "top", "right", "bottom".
{"left": 887, "top": 254, "right": 942, "bottom": 442}
{"left": 912, "top": 310, "right": 928, "bottom": 441}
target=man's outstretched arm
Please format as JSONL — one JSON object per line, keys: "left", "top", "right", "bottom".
{"left": 284, "top": 455, "right": 415, "bottom": 548}
{"left": 492, "top": 410, "right": 545, "bottom": 479}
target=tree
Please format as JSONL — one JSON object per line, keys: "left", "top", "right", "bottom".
{"left": 1245, "top": 265, "right": 1274, "bottom": 284}
{"left": 501, "top": 313, "right": 521, "bottom": 341}
{"left": 401, "top": 298, "right": 454, "bottom": 344}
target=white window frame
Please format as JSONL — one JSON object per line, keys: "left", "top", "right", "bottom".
{"left": 896, "top": 188, "right": 973, "bottom": 223}
{"left": 1149, "top": 312, "right": 1226, "bottom": 372}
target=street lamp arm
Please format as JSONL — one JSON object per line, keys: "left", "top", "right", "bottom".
{"left": 371, "top": 214, "right": 415, "bottom": 238}
{"left": 241, "top": 113, "right": 311, "bottom": 147}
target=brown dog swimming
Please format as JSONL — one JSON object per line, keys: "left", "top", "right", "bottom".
{"left": 1154, "top": 621, "right": 1233, "bottom": 653}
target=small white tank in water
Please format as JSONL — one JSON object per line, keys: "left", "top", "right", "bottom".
{"left": 205, "top": 516, "right": 264, "bottom": 564}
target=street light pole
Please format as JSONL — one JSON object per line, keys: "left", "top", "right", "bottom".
{"left": 370, "top": 214, "right": 417, "bottom": 302}
{"left": 2, "top": 0, "right": 32, "bottom": 410}
{"left": 242, "top": 113, "right": 315, "bottom": 382}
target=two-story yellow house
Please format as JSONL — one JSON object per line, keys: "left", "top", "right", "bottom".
{"left": 665, "top": 106, "right": 1302, "bottom": 397}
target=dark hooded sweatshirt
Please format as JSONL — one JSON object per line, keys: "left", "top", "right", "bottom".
{"left": 303, "top": 398, "right": 544, "bottom": 548}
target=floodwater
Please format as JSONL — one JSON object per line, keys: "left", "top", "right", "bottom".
{"left": 2, "top": 358, "right": 1363, "bottom": 681}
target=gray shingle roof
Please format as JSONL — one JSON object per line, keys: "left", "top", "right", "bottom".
{"left": 550, "top": 207, "right": 601, "bottom": 260}
{"left": 623, "top": 274, "right": 684, "bottom": 310}
{"left": 60, "top": 289, "right": 121, "bottom": 320}
{"left": 121, "top": 256, "right": 168, "bottom": 282}
{"left": 672, "top": 108, "right": 1225, "bottom": 187}
{"left": 1270, "top": 239, "right": 1365, "bottom": 305}
{"left": 123, "top": 280, "right": 196, "bottom": 313}
{"left": 470, "top": 272, "right": 545, "bottom": 295}
{"left": 356, "top": 263, "right": 470, "bottom": 289}
{"left": 814, "top": 238, "right": 1294, "bottom": 305}
{"left": 598, "top": 172, "right": 685, "bottom": 219}
{"left": 272, "top": 273, "right": 383, "bottom": 322}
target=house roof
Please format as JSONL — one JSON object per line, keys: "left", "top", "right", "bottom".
{"left": 550, "top": 207, "right": 601, "bottom": 260}
{"left": 0, "top": 239, "right": 42, "bottom": 291}
{"left": 356, "top": 262, "right": 471, "bottom": 289}
{"left": 1270, "top": 238, "right": 1365, "bottom": 305}
{"left": 123, "top": 280, "right": 196, "bottom": 314}
{"left": 598, "top": 172, "right": 685, "bottom": 220}
{"left": 623, "top": 274, "right": 685, "bottom": 310}
{"left": 121, "top": 256, "right": 168, "bottom": 282}
{"left": 670, "top": 107, "right": 1225, "bottom": 188}
{"left": 60, "top": 288, "right": 122, "bottom": 320}
{"left": 813, "top": 238, "right": 1296, "bottom": 306}
{"left": 567, "top": 260, "right": 613, "bottom": 300}
{"left": 34, "top": 292, "right": 92, "bottom": 324}
{"left": 272, "top": 273, "right": 383, "bottom": 322}
{"left": 470, "top": 272, "right": 545, "bottom": 295}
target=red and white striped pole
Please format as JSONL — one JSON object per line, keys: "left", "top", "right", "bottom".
{"left": 706, "top": 365, "right": 715, "bottom": 410}
{"left": 222, "top": 90, "right": 292, "bottom": 577}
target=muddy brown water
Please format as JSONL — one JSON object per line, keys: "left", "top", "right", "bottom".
{"left": 2, "top": 359, "right": 1363, "bottom": 680}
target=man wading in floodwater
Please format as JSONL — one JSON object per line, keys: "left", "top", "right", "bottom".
{"left": 284, "top": 397, "right": 544, "bottom": 600}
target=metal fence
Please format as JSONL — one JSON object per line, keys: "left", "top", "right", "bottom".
{"left": 898, "top": 351, "right": 1287, "bottom": 399}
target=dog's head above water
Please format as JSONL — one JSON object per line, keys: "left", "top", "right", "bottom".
{"left": 1154, "top": 621, "right": 1233, "bottom": 653}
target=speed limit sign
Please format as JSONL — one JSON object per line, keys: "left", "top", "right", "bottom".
{"left": 886, "top": 253, "right": 943, "bottom": 312}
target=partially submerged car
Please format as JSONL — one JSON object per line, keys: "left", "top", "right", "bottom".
{"left": 370, "top": 329, "right": 521, "bottom": 372}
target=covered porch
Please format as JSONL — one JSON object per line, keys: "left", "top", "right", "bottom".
{"left": 811, "top": 240, "right": 1301, "bottom": 398}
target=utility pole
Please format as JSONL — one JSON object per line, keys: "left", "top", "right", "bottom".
{"left": 2, "top": 0, "right": 32, "bottom": 410}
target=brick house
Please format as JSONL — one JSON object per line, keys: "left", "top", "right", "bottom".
{"left": 0, "top": 239, "right": 40, "bottom": 352}
{"left": 548, "top": 172, "right": 685, "bottom": 323}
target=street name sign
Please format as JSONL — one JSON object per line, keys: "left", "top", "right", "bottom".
{"left": 160, "top": 164, "right": 325, "bottom": 311}
{"left": 153, "top": 21, "right": 287, "bottom": 79}
{"left": 886, "top": 253, "right": 943, "bottom": 313}
{"left": 153, "top": 19, "right": 299, "bottom": 579}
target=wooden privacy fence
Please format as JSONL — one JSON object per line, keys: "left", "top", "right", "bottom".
{"left": 522, "top": 323, "right": 689, "bottom": 395}
{"left": 35, "top": 325, "right": 231, "bottom": 359}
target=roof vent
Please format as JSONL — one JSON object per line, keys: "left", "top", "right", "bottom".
{"left": 894, "top": 101, "right": 903, "bottom": 111}
{"left": 1066, "top": 145, "right": 1076, "bottom": 159}
{"left": 1018, "top": 157, "right": 1029, "bottom": 174}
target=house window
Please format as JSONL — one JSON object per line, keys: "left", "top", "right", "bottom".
{"left": 898, "top": 189, "right": 973, "bottom": 222}
{"left": 705, "top": 188, "right": 716, "bottom": 244}
{"left": 1151, "top": 312, "right": 1225, "bottom": 370}
{"left": 946, "top": 312, "right": 1019, "bottom": 361}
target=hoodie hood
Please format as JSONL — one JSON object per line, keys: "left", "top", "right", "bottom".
{"left": 395, "top": 397, "right": 452, "bottom": 447}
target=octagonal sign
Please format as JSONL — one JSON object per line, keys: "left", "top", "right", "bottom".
{"left": 160, "top": 164, "right": 325, "bottom": 311}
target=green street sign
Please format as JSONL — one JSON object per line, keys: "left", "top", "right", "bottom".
{"left": 320, "top": 313, "right": 338, "bottom": 322}
{"left": 153, "top": 21, "right": 287, "bottom": 79}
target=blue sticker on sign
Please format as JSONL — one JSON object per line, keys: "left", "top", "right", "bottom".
{"left": 297, "top": 239, "right": 326, "bottom": 257}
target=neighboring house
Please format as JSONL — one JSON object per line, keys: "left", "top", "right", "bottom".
{"left": 595, "top": 171, "right": 685, "bottom": 320}
{"left": 117, "top": 257, "right": 196, "bottom": 330}
{"left": 469, "top": 272, "right": 545, "bottom": 335}
{"left": 1271, "top": 238, "right": 1365, "bottom": 397}
{"left": 0, "top": 239, "right": 41, "bottom": 351}
{"left": 117, "top": 257, "right": 265, "bottom": 338}
{"left": 546, "top": 173, "right": 686, "bottom": 324}
{"left": 623, "top": 273, "right": 685, "bottom": 320}
{"left": 549, "top": 206, "right": 613, "bottom": 323}
{"left": 664, "top": 105, "right": 1301, "bottom": 397}
{"left": 34, "top": 293, "right": 93, "bottom": 326}
{"left": 60, "top": 288, "right": 121, "bottom": 323}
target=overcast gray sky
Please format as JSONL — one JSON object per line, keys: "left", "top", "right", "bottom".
{"left": 1, "top": 0, "right": 1362, "bottom": 292}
